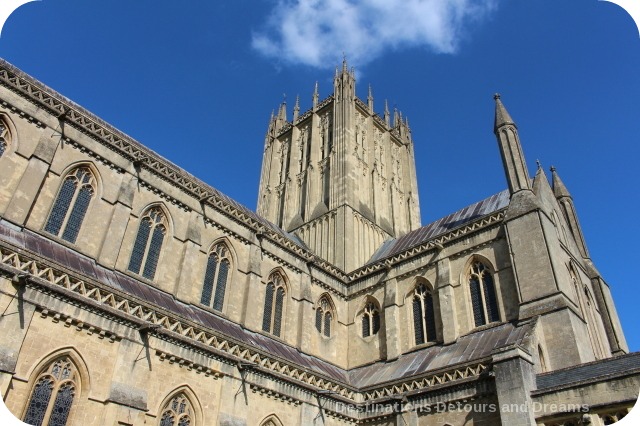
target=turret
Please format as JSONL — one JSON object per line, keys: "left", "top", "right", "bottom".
{"left": 551, "top": 166, "right": 589, "bottom": 258}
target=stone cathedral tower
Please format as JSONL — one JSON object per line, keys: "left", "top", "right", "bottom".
{"left": 258, "top": 60, "right": 421, "bottom": 271}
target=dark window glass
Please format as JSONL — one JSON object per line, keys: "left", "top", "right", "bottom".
{"left": 47, "top": 382, "right": 75, "bottom": 426}
{"left": 142, "top": 225, "right": 165, "bottom": 280}
{"left": 213, "top": 259, "right": 229, "bottom": 311}
{"left": 128, "top": 218, "right": 151, "bottom": 274}
{"left": 482, "top": 274, "right": 500, "bottom": 323}
{"left": 372, "top": 310, "right": 380, "bottom": 334}
{"left": 177, "top": 416, "right": 191, "bottom": 426}
{"left": 424, "top": 292, "right": 436, "bottom": 342}
{"left": 45, "top": 178, "right": 76, "bottom": 236}
{"left": 160, "top": 411, "right": 175, "bottom": 426}
{"left": 470, "top": 275, "right": 485, "bottom": 327}
{"left": 61, "top": 186, "right": 92, "bottom": 243}
{"left": 0, "top": 140, "right": 6, "bottom": 157}
{"left": 362, "top": 313, "right": 370, "bottom": 338}
{"left": 413, "top": 296, "right": 424, "bottom": 345}
{"left": 324, "top": 312, "right": 331, "bottom": 337}
{"left": 262, "top": 283, "right": 275, "bottom": 332}
{"left": 315, "top": 308, "right": 323, "bottom": 333}
{"left": 273, "top": 287, "right": 285, "bottom": 337}
{"left": 23, "top": 377, "right": 54, "bottom": 426}
{"left": 200, "top": 255, "right": 218, "bottom": 306}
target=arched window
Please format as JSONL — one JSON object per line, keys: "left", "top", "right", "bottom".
{"left": 200, "top": 243, "right": 231, "bottom": 311}
{"left": 128, "top": 207, "right": 167, "bottom": 280}
{"left": 413, "top": 283, "right": 437, "bottom": 345}
{"left": 0, "top": 121, "right": 9, "bottom": 158}
{"left": 361, "top": 302, "right": 380, "bottom": 338}
{"left": 262, "top": 273, "right": 286, "bottom": 337}
{"left": 315, "top": 296, "right": 334, "bottom": 338}
{"left": 260, "top": 414, "right": 284, "bottom": 426}
{"left": 468, "top": 260, "right": 500, "bottom": 327}
{"left": 44, "top": 167, "right": 96, "bottom": 244}
{"left": 158, "top": 393, "right": 193, "bottom": 426}
{"left": 23, "top": 356, "right": 79, "bottom": 426}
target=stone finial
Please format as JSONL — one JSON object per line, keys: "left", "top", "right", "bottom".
{"left": 494, "top": 93, "right": 515, "bottom": 133}
{"left": 293, "top": 95, "right": 300, "bottom": 121}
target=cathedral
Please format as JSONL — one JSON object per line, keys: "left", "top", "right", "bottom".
{"left": 0, "top": 58, "right": 638, "bottom": 426}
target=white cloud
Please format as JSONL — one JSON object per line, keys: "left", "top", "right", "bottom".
{"left": 252, "top": 0, "right": 499, "bottom": 68}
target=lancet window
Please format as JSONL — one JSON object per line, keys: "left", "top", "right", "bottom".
{"left": 44, "top": 167, "right": 96, "bottom": 244}
{"left": 413, "top": 283, "right": 437, "bottom": 345}
{"left": 158, "top": 393, "right": 193, "bottom": 426}
{"left": 468, "top": 260, "right": 500, "bottom": 327}
{"left": 0, "top": 121, "right": 8, "bottom": 158}
{"left": 128, "top": 207, "right": 167, "bottom": 280}
{"left": 361, "top": 302, "right": 380, "bottom": 338}
{"left": 315, "top": 296, "right": 333, "bottom": 338}
{"left": 262, "top": 273, "right": 286, "bottom": 337}
{"left": 23, "top": 357, "right": 79, "bottom": 426}
{"left": 200, "top": 243, "right": 231, "bottom": 311}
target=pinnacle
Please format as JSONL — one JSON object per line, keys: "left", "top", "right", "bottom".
{"left": 494, "top": 93, "right": 516, "bottom": 133}
{"left": 550, "top": 166, "right": 571, "bottom": 198}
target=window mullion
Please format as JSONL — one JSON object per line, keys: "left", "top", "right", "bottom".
{"left": 478, "top": 273, "right": 489, "bottom": 324}
{"left": 140, "top": 223, "right": 155, "bottom": 274}
{"left": 59, "top": 186, "right": 80, "bottom": 234}
{"left": 420, "top": 297, "right": 427, "bottom": 342}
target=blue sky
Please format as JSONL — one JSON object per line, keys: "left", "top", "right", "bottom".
{"left": 0, "top": 0, "right": 638, "bottom": 352}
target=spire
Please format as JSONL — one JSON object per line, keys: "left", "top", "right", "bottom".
{"left": 393, "top": 108, "right": 400, "bottom": 128}
{"left": 494, "top": 93, "right": 515, "bottom": 132}
{"left": 368, "top": 84, "right": 374, "bottom": 112}
{"left": 278, "top": 99, "right": 287, "bottom": 121}
{"left": 532, "top": 160, "right": 547, "bottom": 195}
{"left": 493, "top": 94, "right": 531, "bottom": 195}
{"left": 312, "top": 81, "right": 319, "bottom": 110}
{"left": 384, "top": 100, "right": 390, "bottom": 126}
{"left": 293, "top": 95, "right": 300, "bottom": 121}
{"left": 550, "top": 166, "right": 571, "bottom": 199}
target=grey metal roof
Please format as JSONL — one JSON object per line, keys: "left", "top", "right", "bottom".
{"left": 368, "top": 190, "right": 510, "bottom": 263}
{"left": 536, "top": 351, "right": 640, "bottom": 391}
{"left": 0, "top": 220, "right": 537, "bottom": 389}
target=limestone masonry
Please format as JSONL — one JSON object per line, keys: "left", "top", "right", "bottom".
{"left": 0, "top": 58, "right": 637, "bottom": 426}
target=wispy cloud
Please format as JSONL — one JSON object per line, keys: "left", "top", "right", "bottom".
{"left": 252, "top": 0, "right": 499, "bottom": 68}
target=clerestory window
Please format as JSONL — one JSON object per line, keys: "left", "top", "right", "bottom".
{"left": 468, "top": 260, "right": 500, "bottom": 327}
{"left": 361, "top": 302, "right": 380, "bottom": 338}
{"left": 200, "top": 243, "right": 231, "bottom": 312}
{"left": 413, "top": 283, "right": 437, "bottom": 345}
{"left": 44, "top": 167, "right": 96, "bottom": 244}
{"left": 23, "top": 357, "right": 79, "bottom": 426}
{"left": 315, "top": 296, "right": 333, "bottom": 338}
{"left": 128, "top": 207, "right": 167, "bottom": 280}
{"left": 262, "top": 273, "right": 286, "bottom": 337}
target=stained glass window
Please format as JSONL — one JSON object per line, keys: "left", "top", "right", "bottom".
{"left": 23, "top": 357, "right": 79, "bottom": 426}
{"left": 128, "top": 207, "right": 167, "bottom": 280}
{"left": 44, "top": 167, "right": 96, "bottom": 244}
{"left": 315, "top": 297, "right": 334, "bottom": 338}
{"left": 262, "top": 273, "right": 286, "bottom": 336}
{"left": 362, "top": 302, "right": 380, "bottom": 338}
{"left": 158, "top": 393, "right": 193, "bottom": 426}
{"left": 200, "top": 244, "right": 231, "bottom": 312}
{"left": 468, "top": 260, "right": 500, "bottom": 327}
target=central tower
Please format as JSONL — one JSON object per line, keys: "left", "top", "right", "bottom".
{"left": 257, "top": 61, "right": 421, "bottom": 271}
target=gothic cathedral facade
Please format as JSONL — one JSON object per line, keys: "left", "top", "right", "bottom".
{"left": 0, "top": 59, "right": 637, "bottom": 426}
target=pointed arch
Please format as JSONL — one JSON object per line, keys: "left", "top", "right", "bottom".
{"left": 0, "top": 113, "right": 16, "bottom": 158}
{"left": 44, "top": 164, "right": 98, "bottom": 244}
{"left": 21, "top": 348, "right": 90, "bottom": 426}
{"left": 262, "top": 270, "right": 288, "bottom": 337}
{"left": 464, "top": 256, "right": 500, "bottom": 327}
{"left": 200, "top": 240, "right": 234, "bottom": 312}
{"left": 128, "top": 204, "right": 170, "bottom": 280}
{"left": 411, "top": 278, "right": 437, "bottom": 345}
{"left": 259, "top": 414, "right": 284, "bottom": 426}
{"left": 156, "top": 385, "right": 203, "bottom": 426}
{"left": 315, "top": 293, "right": 336, "bottom": 338}
{"left": 358, "top": 296, "right": 381, "bottom": 338}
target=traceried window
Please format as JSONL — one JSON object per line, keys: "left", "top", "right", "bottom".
{"left": 23, "top": 357, "right": 79, "bottom": 426}
{"left": 315, "top": 296, "right": 333, "bottom": 338}
{"left": 0, "top": 121, "right": 8, "bottom": 158}
{"left": 361, "top": 302, "right": 380, "bottom": 338}
{"left": 468, "top": 260, "right": 500, "bottom": 327}
{"left": 128, "top": 207, "right": 167, "bottom": 280}
{"left": 44, "top": 167, "right": 96, "bottom": 244}
{"left": 158, "top": 393, "right": 193, "bottom": 426}
{"left": 200, "top": 243, "right": 231, "bottom": 311}
{"left": 413, "top": 283, "right": 437, "bottom": 345}
{"left": 262, "top": 273, "right": 286, "bottom": 337}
